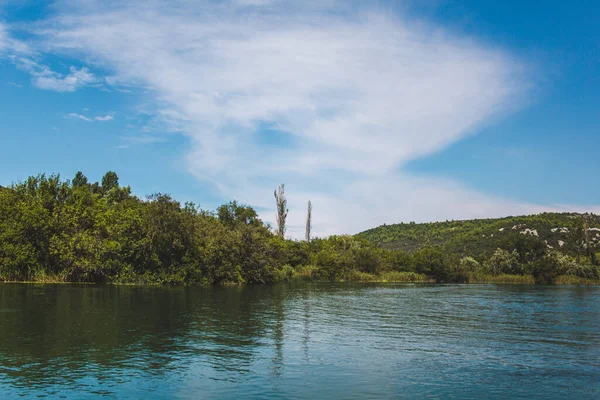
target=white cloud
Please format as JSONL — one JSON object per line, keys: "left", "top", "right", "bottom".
{"left": 0, "top": 23, "right": 6, "bottom": 53}
{"left": 9, "top": 53, "right": 96, "bottom": 92}
{"left": 14, "top": 0, "right": 585, "bottom": 237}
{"left": 0, "top": 21, "right": 31, "bottom": 55}
{"left": 0, "top": 23, "right": 96, "bottom": 92}
{"left": 66, "top": 112, "right": 93, "bottom": 122}
{"left": 66, "top": 112, "right": 113, "bottom": 122}
{"left": 33, "top": 64, "right": 95, "bottom": 92}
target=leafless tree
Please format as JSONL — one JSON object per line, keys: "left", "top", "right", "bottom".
{"left": 274, "top": 184, "right": 288, "bottom": 238}
{"left": 305, "top": 200, "right": 312, "bottom": 242}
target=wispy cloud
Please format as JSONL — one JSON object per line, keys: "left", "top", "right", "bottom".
{"left": 66, "top": 112, "right": 93, "bottom": 122}
{"left": 0, "top": 21, "right": 32, "bottom": 55}
{"left": 10, "top": 1, "right": 586, "bottom": 237}
{"left": 0, "top": 22, "right": 9, "bottom": 53}
{"left": 1, "top": 22, "right": 97, "bottom": 93}
{"left": 25, "top": 0, "right": 540, "bottom": 237}
{"left": 16, "top": 58, "right": 96, "bottom": 92}
{"left": 66, "top": 112, "right": 114, "bottom": 122}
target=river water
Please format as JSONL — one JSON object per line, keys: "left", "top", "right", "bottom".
{"left": 0, "top": 283, "right": 598, "bottom": 399}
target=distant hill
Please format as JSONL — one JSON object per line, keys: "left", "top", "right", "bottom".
{"left": 357, "top": 213, "right": 600, "bottom": 259}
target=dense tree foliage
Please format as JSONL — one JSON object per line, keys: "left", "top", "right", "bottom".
{"left": 359, "top": 214, "right": 600, "bottom": 259}
{"left": 1, "top": 172, "right": 599, "bottom": 284}
{"left": 357, "top": 213, "right": 600, "bottom": 283}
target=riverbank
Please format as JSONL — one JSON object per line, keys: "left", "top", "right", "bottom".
{"left": 3, "top": 263, "right": 600, "bottom": 285}
{"left": 2, "top": 274, "right": 599, "bottom": 285}
{"left": 288, "top": 267, "right": 599, "bottom": 285}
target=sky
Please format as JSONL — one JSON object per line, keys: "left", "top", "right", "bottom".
{"left": 0, "top": 0, "right": 599, "bottom": 238}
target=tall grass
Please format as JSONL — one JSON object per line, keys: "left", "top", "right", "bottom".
{"left": 467, "top": 273, "right": 535, "bottom": 284}
{"left": 345, "top": 270, "right": 432, "bottom": 283}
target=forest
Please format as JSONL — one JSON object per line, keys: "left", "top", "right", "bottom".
{"left": 0, "top": 171, "right": 599, "bottom": 285}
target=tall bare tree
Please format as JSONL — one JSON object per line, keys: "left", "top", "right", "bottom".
{"left": 274, "top": 184, "right": 288, "bottom": 238}
{"left": 305, "top": 200, "right": 312, "bottom": 242}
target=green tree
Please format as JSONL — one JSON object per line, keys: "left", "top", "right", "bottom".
{"left": 217, "top": 201, "right": 261, "bottom": 228}
{"left": 488, "top": 248, "right": 520, "bottom": 275}
{"left": 72, "top": 171, "right": 88, "bottom": 188}
{"left": 412, "top": 246, "right": 449, "bottom": 282}
{"left": 101, "top": 171, "right": 119, "bottom": 194}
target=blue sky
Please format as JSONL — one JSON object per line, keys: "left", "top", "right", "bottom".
{"left": 403, "top": 0, "right": 600, "bottom": 206}
{"left": 0, "top": 0, "right": 598, "bottom": 237}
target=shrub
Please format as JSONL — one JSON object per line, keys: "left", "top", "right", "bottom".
{"left": 412, "top": 246, "right": 450, "bottom": 282}
{"left": 532, "top": 253, "right": 562, "bottom": 284}
{"left": 274, "top": 264, "right": 295, "bottom": 283}
{"left": 489, "top": 249, "right": 521, "bottom": 275}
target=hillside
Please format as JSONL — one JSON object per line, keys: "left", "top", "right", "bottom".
{"left": 357, "top": 213, "right": 600, "bottom": 259}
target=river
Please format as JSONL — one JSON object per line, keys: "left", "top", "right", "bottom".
{"left": 0, "top": 283, "right": 598, "bottom": 399}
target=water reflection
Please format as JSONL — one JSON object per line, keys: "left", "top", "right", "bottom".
{"left": 0, "top": 285, "right": 274, "bottom": 389}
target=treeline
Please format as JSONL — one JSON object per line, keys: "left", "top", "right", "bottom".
{"left": 358, "top": 213, "right": 600, "bottom": 259}
{"left": 0, "top": 172, "right": 599, "bottom": 284}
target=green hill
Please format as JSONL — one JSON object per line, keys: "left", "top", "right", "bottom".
{"left": 357, "top": 212, "right": 600, "bottom": 260}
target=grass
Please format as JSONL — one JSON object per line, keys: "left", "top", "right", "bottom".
{"left": 555, "top": 275, "right": 600, "bottom": 285}
{"left": 4, "top": 267, "right": 597, "bottom": 286}
{"left": 1, "top": 271, "right": 69, "bottom": 284}
{"left": 284, "top": 266, "right": 433, "bottom": 283}
{"left": 467, "top": 273, "right": 535, "bottom": 284}
{"left": 345, "top": 270, "right": 433, "bottom": 283}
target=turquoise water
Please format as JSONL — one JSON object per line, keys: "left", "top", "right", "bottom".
{"left": 0, "top": 283, "right": 598, "bottom": 399}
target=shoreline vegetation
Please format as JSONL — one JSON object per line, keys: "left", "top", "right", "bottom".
{"left": 2, "top": 274, "right": 599, "bottom": 286}
{"left": 1, "top": 171, "right": 599, "bottom": 286}
{"left": 1, "top": 273, "right": 599, "bottom": 286}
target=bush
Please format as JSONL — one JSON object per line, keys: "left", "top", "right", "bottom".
{"left": 488, "top": 249, "right": 521, "bottom": 275}
{"left": 532, "top": 254, "right": 562, "bottom": 284}
{"left": 390, "top": 251, "right": 413, "bottom": 272}
{"left": 274, "top": 264, "right": 295, "bottom": 283}
{"left": 562, "top": 263, "right": 600, "bottom": 279}
{"left": 352, "top": 247, "right": 382, "bottom": 274}
{"left": 312, "top": 249, "right": 352, "bottom": 281}
{"left": 412, "top": 246, "right": 450, "bottom": 282}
